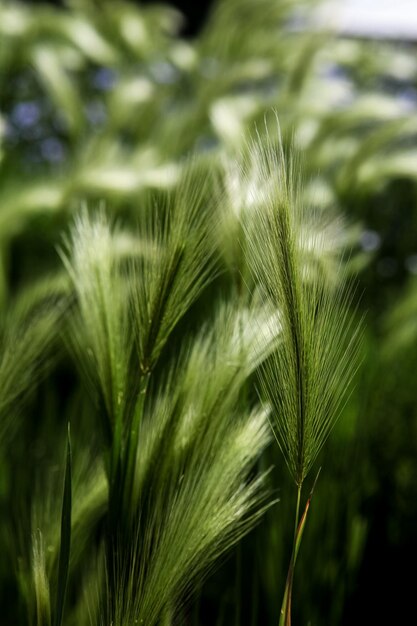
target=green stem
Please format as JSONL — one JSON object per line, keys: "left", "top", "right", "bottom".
{"left": 279, "top": 484, "right": 302, "bottom": 626}
{"left": 279, "top": 470, "right": 321, "bottom": 626}
{"left": 293, "top": 483, "right": 302, "bottom": 545}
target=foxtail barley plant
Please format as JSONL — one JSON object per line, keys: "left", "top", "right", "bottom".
{"left": 0, "top": 101, "right": 369, "bottom": 626}
{"left": 242, "top": 130, "right": 362, "bottom": 625}
{"left": 7, "top": 126, "right": 364, "bottom": 626}
{"left": 42, "top": 161, "right": 279, "bottom": 625}
{"left": 2, "top": 0, "right": 417, "bottom": 622}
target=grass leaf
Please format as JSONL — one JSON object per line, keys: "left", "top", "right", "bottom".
{"left": 53, "top": 424, "right": 72, "bottom": 626}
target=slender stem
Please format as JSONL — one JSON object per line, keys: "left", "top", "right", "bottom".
{"left": 293, "top": 483, "right": 302, "bottom": 545}
{"left": 279, "top": 470, "right": 320, "bottom": 626}
{"left": 279, "top": 483, "right": 302, "bottom": 626}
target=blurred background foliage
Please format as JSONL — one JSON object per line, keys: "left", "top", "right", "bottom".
{"left": 0, "top": 0, "right": 417, "bottom": 624}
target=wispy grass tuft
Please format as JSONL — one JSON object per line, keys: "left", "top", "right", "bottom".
{"left": 130, "top": 163, "right": 219, "bottom": 373}
{"left": 0, "top": 277, "right": 65, "bottom": 447}
{"left": 244, "top": 132, "right": 362, "bottom": 487}
{"left": 241, "top": 128, "right": 362, "bottom": 624}
{"left": 103, "top": 268, "right": 277, "bottom": 624}
{"left": 60, "top": 209, "right": 132, "bottom": 439}
{"left": 57, "top": 164, "right": 276, "bottom": 625}
{"left": 19, "top": 441, "right": 107, "bottom": 626}
{"left": 108, "top": 355, "right": 272, "bottom": 626}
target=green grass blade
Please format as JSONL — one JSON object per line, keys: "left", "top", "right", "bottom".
{"left": 54, "top": 425, "right": 72, "bottom": 626}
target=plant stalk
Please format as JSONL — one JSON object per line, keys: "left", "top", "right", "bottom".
{"left": 279, "top": 483, "right": 302, "bottom": 626}
{"left": 279, "top": 470, "right": 320, "bottom": 626}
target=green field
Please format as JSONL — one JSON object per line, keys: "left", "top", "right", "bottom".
{"left": 1, "top": 1, "right": 416, "bottom": 624}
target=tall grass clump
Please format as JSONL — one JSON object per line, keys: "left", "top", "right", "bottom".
{"left": 0, "top": 277, "right": 66, "bottom": 448}
{"left": 242, "top": 129, "right": 362, "bottom": 624}
{"left": 35, "top": 161, "right": 280, "bottom": 625}
{"left": 2, "top": 0, "right": 417, "bottom": 622}
{"left": 8, "top": 130, "right": 364, "bottom": 626}
{"left": 2, "top": 116, "right": 367, "bottom": 625}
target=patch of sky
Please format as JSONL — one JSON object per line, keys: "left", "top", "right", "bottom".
{"left": 318, "top": 62, "right": 349, "bottom": 82}
{"left": 92, "top": 66, "right": 118, "bottom": 91}
{"left": 40, "top": 137, "right": 66, "bottom": 163}
{"left": 316, "top": 61, "right": 356, "bottom": 109}
{"left": 315, "top": 0, "right": 417, "bottom": 40}
{"left": 11, "top": 101, "right": 41, "bottom": 129}
{"left": 397, "top": 87, "right": 417, "bottom": 112}
{"left": 360, "top": 229, "right": 381, "bottom": 252}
